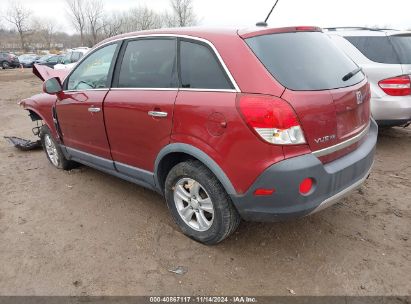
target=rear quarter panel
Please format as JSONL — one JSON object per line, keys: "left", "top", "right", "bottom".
{"left": 172, "top": 91, "right": 284, "bottom": 194}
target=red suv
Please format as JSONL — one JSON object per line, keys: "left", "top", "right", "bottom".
{"left": 21, "top": 27, "right": 377, "bottom": 244}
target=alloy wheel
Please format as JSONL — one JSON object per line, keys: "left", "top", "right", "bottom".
{"left": 173, "top": 178, "right": 215, "bottom": 232}
{"left": 44, "top": 134, "right": 59, "bottom": 167}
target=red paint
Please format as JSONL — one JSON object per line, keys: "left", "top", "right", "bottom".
{"left": 172, "top": 91, "right": 284, "bottom": 193}
{"left": 104, "top": 90, "right": 177, "bottom": 171}
{"left": 282, "top": 79, "right": 370, "bottom": 163}
{"left": 22, "top": 27, "right": 372, "bottom": 195}
{"left": 56, "top": 90, "right": 112, "bottom": 159}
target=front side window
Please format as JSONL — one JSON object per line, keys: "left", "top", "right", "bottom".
{"left": 117, "top": 39, "right": 177, "bottom": 88}
{"left": 66, "top": 43, "right": 118, "bottom": 91}
{"left": 180, "top": 40, "right": 233, "bottom": 90}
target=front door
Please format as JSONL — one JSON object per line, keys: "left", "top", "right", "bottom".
{"left": 56, "top": 43, "right": 119, "bottom": 160}
{"left": 104, "top": 38, "right": 179, "bottom": 173}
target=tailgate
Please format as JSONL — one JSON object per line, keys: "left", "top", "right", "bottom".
{"left": 282, "top": 79, "right": 371, "bottom": 162}
{"left": 244, "top": 30, "right": 371, "bottom": 163}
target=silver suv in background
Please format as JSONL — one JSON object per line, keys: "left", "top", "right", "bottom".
{"left": 326, "top": 27, "right": 411, "bottom": 127}
{"left": 54, "top": 47, "right": 90, "bottom": 70}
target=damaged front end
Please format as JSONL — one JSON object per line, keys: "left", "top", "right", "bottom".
{"left": 4, "top": 136, "right": 42, "bottom": 151}
{"left": 5, "top": 64, "right": 68, "bottom": 151}
{"left": 4, "top": 111, "right": 44, "bottom": 151}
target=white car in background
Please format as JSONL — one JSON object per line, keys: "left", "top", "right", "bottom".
{"left": 326, "top": 27, "right": 411, "bottom": 127}
{"left": 54, "top": 47, "right": 90, "bottom": 70}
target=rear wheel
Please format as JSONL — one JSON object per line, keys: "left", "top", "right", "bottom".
{"left": 165, "top": 160, "right": 241, "bottom": 245}
{"left": 40, "top": 126, "right": 76, "bottom": 170}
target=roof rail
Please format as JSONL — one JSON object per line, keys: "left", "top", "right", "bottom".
{"left": 324, "top": 27, "right": 399, "bottom": 32}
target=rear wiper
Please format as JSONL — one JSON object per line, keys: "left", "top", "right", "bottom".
{"left": 342, "top": 67, "right": 363, "bottom": 81}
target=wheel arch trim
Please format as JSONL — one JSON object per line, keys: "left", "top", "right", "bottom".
{"left": 154, "top": 143, "right": 237, "bottom": 195}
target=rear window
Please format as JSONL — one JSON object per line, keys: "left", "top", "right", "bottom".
{"left": 390, "top": 36, "right": 411, "bottom": 64}
{"left": 344, "top": 36, "right": 400, "bottom": 64}
{"left": 246, "top": 32, "right": 364, "bottom": 91}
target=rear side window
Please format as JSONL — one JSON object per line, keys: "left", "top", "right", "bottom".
{"left": 390, "top": 36, "right": 411, "bottom": 64}
{"left": 117, "top": 39, "right": 177, "bottom": 88}
{"left": 180, "top": 40, "right": 233, "bottom": 90}
{"left": 344, "top": 36, "right": 399, "bottom": 64}
{"left": 246, "top": 32, "right": 364, "bottom": 91}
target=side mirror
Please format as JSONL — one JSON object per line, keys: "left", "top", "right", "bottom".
{"left": 43, "top": 77, "right": 63, "bottom": 95}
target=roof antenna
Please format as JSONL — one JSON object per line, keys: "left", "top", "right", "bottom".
{"left": 256, "top": 0, "right": 280, "bottom": 27}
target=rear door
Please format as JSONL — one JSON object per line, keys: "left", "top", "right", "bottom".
{"left": 56, "top": 42, "right": 120, "bottom": 161}
{"left": 104, "top": 38, "right": 178, "bottom": 173}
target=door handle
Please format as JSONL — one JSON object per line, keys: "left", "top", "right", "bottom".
{"left": 88, "top": 107, "right": 101, "bottom": 113}
{"left": 148, "top": 111, "right": 168, "bottom": 118}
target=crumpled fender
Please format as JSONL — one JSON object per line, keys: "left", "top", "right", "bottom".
{"left": 20, "top": 93, "right": 59, "bottom": 140}
{"left": 33, "top": 64, "right": 69, "bottom": 82}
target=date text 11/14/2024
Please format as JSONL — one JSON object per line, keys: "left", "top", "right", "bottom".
{"left": 149, "top": 297, "right": 258, "bottom": 303}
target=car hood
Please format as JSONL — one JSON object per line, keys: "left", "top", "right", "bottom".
{"left": 33, "top": 64, "right": 69, "bottom": 82}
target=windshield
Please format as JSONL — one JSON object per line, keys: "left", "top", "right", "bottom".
{"left": 246, "top": 32, "right": 365, "bottom": 91}
{"left": 390, "top": 36, "right": 411, "bottom": 64}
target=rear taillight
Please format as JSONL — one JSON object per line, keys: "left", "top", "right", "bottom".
{"left": 238, "top": 94, "right": 306, "bottom": 145}
{"left": 378, "top": 75, "right": 411, "bottom": 96}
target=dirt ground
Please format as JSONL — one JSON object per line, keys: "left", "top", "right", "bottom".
{"left": 0, "top": 69, "right": 410, "bottom": 296}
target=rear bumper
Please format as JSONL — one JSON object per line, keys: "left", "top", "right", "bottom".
{"left": 371, "top": 96, "right": 411, "bottom": 123}
{"left": 230, "top": 119, "right": 378, "bottom": 222}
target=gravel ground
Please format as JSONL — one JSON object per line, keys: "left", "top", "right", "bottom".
{"left": 0, "top": 69, "right": 410, "bottom": 296}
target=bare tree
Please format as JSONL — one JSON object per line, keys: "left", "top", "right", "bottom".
{"left": 169, "top": 0, "right": 197, "bottom": 27}
{"left": 85, "top": 0, "right": 104, "bottom": 45}
{"left": 3, "top": 1, "right": 31, "bottom": 51}
{"left": 34, "top": 18, "right": 59, "bottom": 49}
{"left": 102, "top": 12, "right": 124, "bottom": 38}
{"left": 128, "top": 7, "right": 162, "bottom": 31}
{"left": 65, "top": 0, "right": 86, "bottom": 45}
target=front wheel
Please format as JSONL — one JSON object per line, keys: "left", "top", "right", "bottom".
{"left": 40, "top": 126, "right": 77, "bottom": 170}
{"left": 165, "top": 160, "right": 241, "bottom": 245}
{"left": 2, "top": 61, "right": 10, "bottom": 69}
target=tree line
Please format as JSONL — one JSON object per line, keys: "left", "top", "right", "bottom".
{"left": 0, "top": 0, "right": 197, "bottom": 52}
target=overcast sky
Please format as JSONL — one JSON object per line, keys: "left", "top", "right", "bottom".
{"left": 10, "top": 0, "right": 411, "bottom": 33}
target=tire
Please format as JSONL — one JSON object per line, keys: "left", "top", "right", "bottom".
{"left": 165, "top": 160, "right": 241, "bottom": 245}
{"left": 2, "top": 61, "right": 10, "bottom": 69}
{"left": 40, "top": 126, "right": 76, "bottom": 170}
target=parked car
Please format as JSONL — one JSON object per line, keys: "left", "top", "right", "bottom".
{"left": 0, "top": 52, "right": 20, "bottom": 69}
{"left": 326, "top": 27, "right": 411, "bottom": 127}
{"left": 54, "top": 47, "right": 90, "bottom": 70}
{"left": 18, "top": 54, "right": 41, "bottom": 68}
{"left": 34, "top": 54, "right": 55, "bottom": 65}
{"left": 20, "top": 27, "right": 377, "bottom": 244}
{"left": 35, "top": 54, "right": 64, "bottom": 68}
